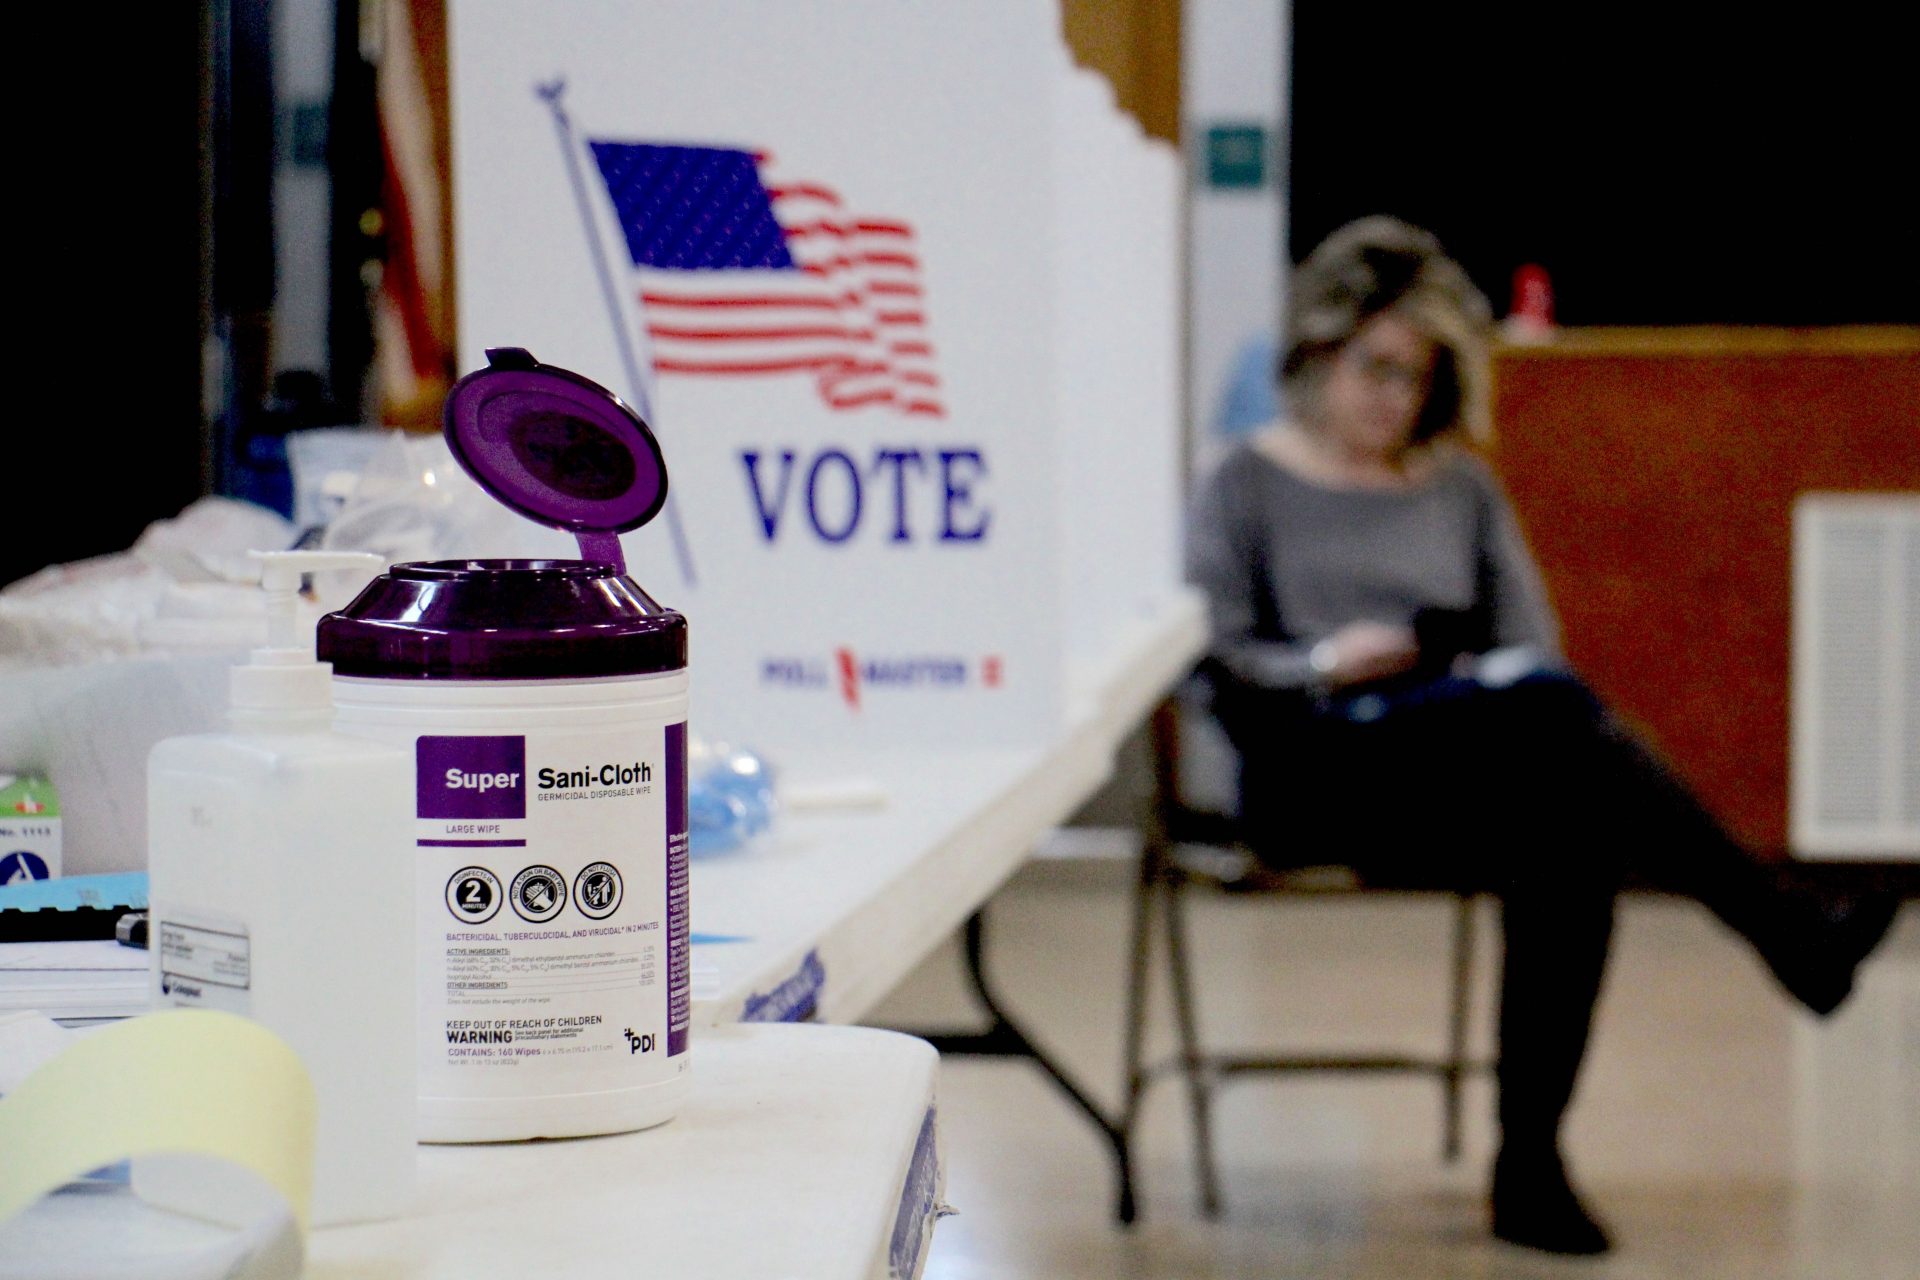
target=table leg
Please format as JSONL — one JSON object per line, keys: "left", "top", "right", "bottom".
{"left": 913, "top": 908, "right": 1138, "bottom": 1225}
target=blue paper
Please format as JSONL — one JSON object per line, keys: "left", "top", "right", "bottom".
{"left": 0, "top": 871, "right": 148, "bottom": 913}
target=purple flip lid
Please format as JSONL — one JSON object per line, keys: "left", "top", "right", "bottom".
{"left": 318, "top": 560, "right": 685, "bottom": 679}
{"left": 442, "top": 347, "right": 667, "bottom": 569}
{"left": 317, "top": 352, "right": 684, "bottom": 680}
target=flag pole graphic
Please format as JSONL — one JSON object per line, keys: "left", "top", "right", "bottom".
{"left": 537, "top": 78, "right": 695, "bottom": 586}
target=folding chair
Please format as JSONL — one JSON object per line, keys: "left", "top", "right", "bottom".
{"left": 1117, "top": 695, "right": 1489, "bottom": 1219}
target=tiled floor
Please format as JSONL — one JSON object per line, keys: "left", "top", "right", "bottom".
{"left": 867, "top": 865, "right": 1920, "bottom": 1279}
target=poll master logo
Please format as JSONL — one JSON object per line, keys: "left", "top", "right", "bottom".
{"left": 418, "top": 736, "right": 528, "bottom": 820}
{"left": 761, "top": 649, "right": 1004, "bottom": 711}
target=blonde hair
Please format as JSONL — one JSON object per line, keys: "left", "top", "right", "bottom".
{"left": 1281, "top": 216, "right": 1493, "bottom": 442}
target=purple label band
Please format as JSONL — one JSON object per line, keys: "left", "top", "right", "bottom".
{"left": 889, "top": 1107, "right": 943, "bottom": 1278}
{"left": 417, "top": 736, "right": 528, "bottom": 820}
{"left": 739, "top": 950, "right": 825, "bottom": 1024}
{"left": 416, "top": 839, "right": 528, "bottom": 848}
{"left": 666, "top": 721, "right": 690, "bottom": 1056}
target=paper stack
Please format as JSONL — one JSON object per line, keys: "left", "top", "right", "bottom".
{"left": 0, "top": 940, "right": 150, "bottom": 1025}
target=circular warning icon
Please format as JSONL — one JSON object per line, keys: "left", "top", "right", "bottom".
{"left": 574, "top": 862, "right": 623, "bottom": 920}
{"left": 510, "top": 865, "right": 567, "bottom": 923}
{"left": 445, "top": 867, "right": 503, "bottom": 925}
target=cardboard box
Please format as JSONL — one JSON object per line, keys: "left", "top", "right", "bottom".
{"left": 0, "top": 775, "right": 61, "bottom": 882}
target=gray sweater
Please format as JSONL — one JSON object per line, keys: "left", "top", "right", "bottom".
{"left": 1186, "top": 441, "right": 1561, "bottom": 690}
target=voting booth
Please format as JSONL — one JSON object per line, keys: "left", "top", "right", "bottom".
{"left": 450, "top": 0, "right": 1183, "bottom": 752}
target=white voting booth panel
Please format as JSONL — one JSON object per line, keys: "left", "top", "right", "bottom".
{"left": 451, "top": 0, "right": 1185, "bottom": 755}
{"left": 455, "top": 0, "right": 1061, "bottom": 752}
{"left": 449, "top": 0, "right": 1193, "bottom": 1026}
{"left": 1052, "top": 59, "right": 1185, "bottom": 669}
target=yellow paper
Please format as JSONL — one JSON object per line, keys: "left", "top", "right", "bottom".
{"left": 0, "top": 1009, "right": 316, "bottom": 1230}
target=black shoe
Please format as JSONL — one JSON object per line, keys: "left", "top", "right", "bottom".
{"left": 1490, "top": 1146, "right": 1612, "bottom": 1256}
{"left": 1763, "top": 888, "right": 1902, "bottom": 1017}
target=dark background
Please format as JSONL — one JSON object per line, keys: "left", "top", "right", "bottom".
{"left": 5, "top": 8, "right": 206, "bottom": 589}
{"left": 6, "top": 7, "right": 1914, "bottom": 589}
{"left": 5, "top": 1, "right": 377, "bottom": 590}
{"left": 1290, "top": 8, "right": 1917, "bottom": 324}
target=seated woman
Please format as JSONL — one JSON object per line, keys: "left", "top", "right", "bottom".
{"left": 1184, "top": 216, "right": 1898, "bottom": 1256}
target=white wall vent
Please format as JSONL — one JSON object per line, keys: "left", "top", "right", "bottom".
{"left": 1791, "top": 493, "right": 1920, "bottom": 859}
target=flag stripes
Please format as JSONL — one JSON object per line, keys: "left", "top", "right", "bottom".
{"left": 590, "top": 141, "right": 945, "bottom": 416}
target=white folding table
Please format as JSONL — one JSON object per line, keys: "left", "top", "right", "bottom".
{"left": 1, "top": 589, "right": 1205, "bottom": 1278}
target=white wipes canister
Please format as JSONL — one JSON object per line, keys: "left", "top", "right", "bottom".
{"left": 318, "top": 350, "right": 690, "bottom": 1142}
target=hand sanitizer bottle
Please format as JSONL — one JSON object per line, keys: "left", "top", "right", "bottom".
{"left": 139, "top": 550, "right": 415, "bottom": 1228}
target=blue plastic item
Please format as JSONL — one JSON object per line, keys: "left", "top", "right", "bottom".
{"left": 687, "top": 743, "right": 777, "bottom": 855}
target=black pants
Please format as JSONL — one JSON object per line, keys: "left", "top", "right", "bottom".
{"left": 1208, "top": 668, "right": 1792, "bottom": 1154}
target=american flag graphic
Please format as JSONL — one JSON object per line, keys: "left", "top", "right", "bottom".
{"left": 588, "top": 142, "right": 945, "bottom": 417}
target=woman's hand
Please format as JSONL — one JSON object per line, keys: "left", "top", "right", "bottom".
{"left": 1310, "top": 621, "right": 1419, "bottom": 689}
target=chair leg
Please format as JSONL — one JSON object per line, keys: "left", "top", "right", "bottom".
{"left": 1163, "top": 871, "right": 1223, "bottom": 1218}
{"left": 1441, "top": 892, "right": 1476, "bottom": 1163}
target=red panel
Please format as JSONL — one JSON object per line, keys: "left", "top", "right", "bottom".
{"left": 1491, "top": 331, "right": 1920, "bottom": 852}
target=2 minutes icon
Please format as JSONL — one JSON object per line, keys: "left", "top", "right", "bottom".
{"left": 445, "top": 867, "right": 503, "bottom": 925}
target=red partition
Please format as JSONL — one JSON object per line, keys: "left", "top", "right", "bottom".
{"left": 1491, "top": 328, "right": 1920, "bottom": 853}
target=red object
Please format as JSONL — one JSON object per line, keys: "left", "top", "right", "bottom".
{"left": 836, "top": 647, "right": 861, "bottom": 710}
{"left": 1492, "top": 329, "right": 1920, "bottom": 851}
{"left": 1509, "top": 264, "right": 1555, "bottom": 330}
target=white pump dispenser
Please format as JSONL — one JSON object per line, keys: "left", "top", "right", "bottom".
{"left": 139, "top": 550, "right": 417, "bottom": 1227}
{"left": 228, "top": 550, "right": 356, "bottom": 719}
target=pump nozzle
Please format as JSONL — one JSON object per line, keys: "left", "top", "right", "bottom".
{"left": 249, "top": 550, "right": 385, "bottom": 654}
{"left": 231, "top": 551, "right": 384, "bottom": 722}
